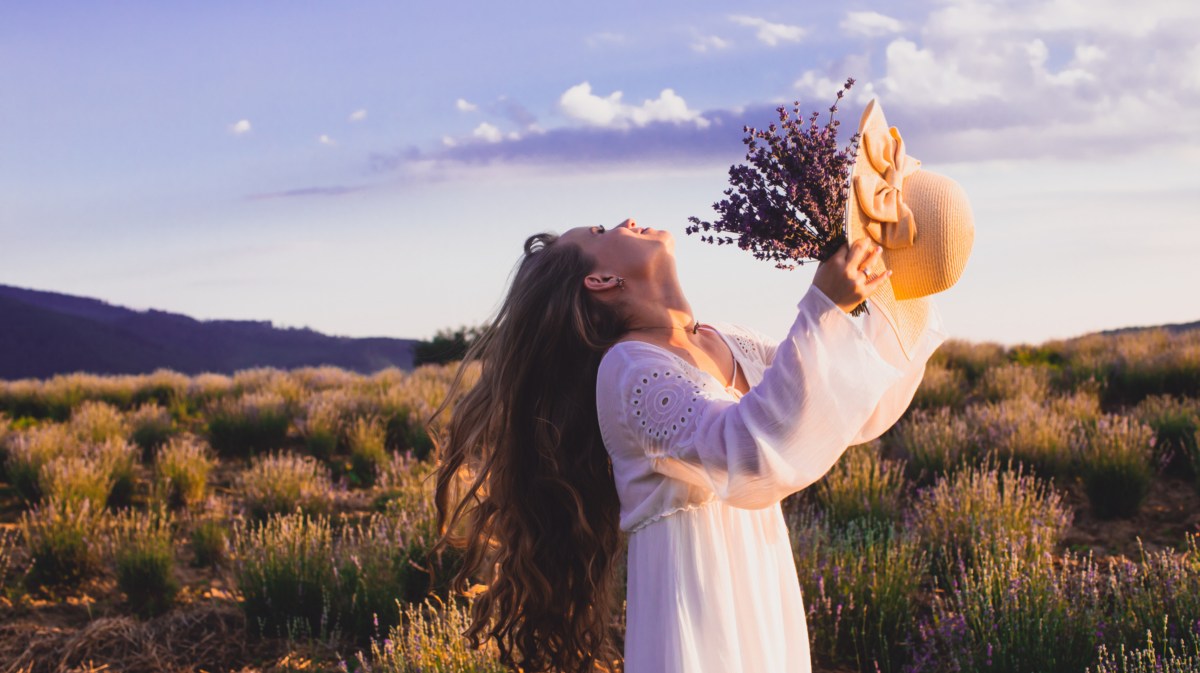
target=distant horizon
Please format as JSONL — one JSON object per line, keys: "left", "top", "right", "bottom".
{"left": 2, "top": 279, "right": 1196, "bottom": 350}
{"left": 3, "top": 1, "right": 1198, "bottom": 347}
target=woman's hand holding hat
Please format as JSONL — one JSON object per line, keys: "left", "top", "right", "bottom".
{"left": 814, "top": 238, "right": 892, "bottom": 314}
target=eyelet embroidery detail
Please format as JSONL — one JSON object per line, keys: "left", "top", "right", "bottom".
{"left": 625, "top": 363, "right": 713, "bottom": 457}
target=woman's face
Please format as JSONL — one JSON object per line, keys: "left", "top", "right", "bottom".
{"left": 559, "top": 218, "right": 674, "bottom": 280}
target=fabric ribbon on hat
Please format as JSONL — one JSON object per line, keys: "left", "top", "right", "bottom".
{"left": 853, "top": 125, "right": 921, "bottom": 249}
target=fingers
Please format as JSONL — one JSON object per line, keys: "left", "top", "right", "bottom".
{"left": 864, "top": 267, "right": 893, "bottom": 293}
{"left": 846, "top": 237, "right": 876, "bottom": 268}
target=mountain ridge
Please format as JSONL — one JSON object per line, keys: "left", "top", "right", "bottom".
{"left": 0, "top": 283, "right": 416, "bottom": 379}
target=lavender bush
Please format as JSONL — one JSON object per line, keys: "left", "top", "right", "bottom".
{"left": 233, "top": 511, "right": 338, "bottom": 639}
{"left": 1074, "top": 415, "right": 1156, "bottom": 519}
{"left": 20, "top": 496, "right": 108, "bottom": 591}
{"left": 154, "top": 434, "right": 215, "bottom": 509}
{"left": 976, "top": 363, "right": 1052, "bottom": 403}
{"left": 236, "top": 451, "right": 334, "bottom": 520}
{"left": 350, "top": 598, "right": 507, "bottom": 673}
{"left": 813, "top": 443, "right": 907, "bottom": 528}
{"left": 908, "top": 462, "right": 1071, "bottom": 582}
{"left": 127, "top": 402, "right": 177, "bottom": 457}
{"left": 111, "top": 505, "right": 179, "bottom": 618}
{"left": 206, "top": 390, "right": 291, "bottom": 458}
{"left": 967, "top": 397, "right": 1079, "bottom": 478}
{"left": 1133, "top": 394, "right": 1199, "bottom": 477}
{"left": 908, "top": 545, "right": 1103, "bottom": 673}
{"left": 910, "top": 363, "right": 967, "bottom": 410}
{"left": 889, "top": 407, "right": 979, "bottom": 482}
{"left": 789, "top": 508, "right": 928, "bottom": 673}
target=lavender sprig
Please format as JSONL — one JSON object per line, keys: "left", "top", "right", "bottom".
{"left": 687, "top": 78, "right": 860, "bottom": 269}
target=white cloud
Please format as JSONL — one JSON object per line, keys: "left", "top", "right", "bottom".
{"left": 558, "top": 82, "right": 709, "bottom": 129}
{"left": 877, "top": 38, "right": 1001, "bottom": 105}
{"left": 692, "top": 34, "right": 731, "bottom": 53}
{"left": 840, "top": 11, "right": 903, "bottom": 37}
{"left": 229, "top": 119, "right": 251, "bottom": 135}
{"left": 730, "top": 15, "right": 805, "bottom": 46}
{"left": 456, "top": 98, "right": 478, "bottom": 112}
{"left": 318, "top": 134, "right": 336, "bottom": 146}
{"left": 348, "top": 109, "right": 367, "bottom": 122}
{"left": 472, "top": 122, "right": 503, "bottom": 143}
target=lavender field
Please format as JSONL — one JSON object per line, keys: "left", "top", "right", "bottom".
{"left": 0, "top": 326, "right": 1198, "bottom": 673}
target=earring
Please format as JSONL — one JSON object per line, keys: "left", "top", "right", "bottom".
{"left": 616, "top": 277, "right": 625, "bottom": 290}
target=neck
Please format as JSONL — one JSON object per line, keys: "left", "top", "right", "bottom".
{"left": 619, "top": 269, "right": 697, "bottom": 342}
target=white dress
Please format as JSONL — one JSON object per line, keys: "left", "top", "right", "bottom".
{"left": 595, "top": 285, "right": 945, "bottom": 673}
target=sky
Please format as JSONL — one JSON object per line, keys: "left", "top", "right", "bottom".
{"left": 2, "top": 0, "right": 1199, "bottom": 347}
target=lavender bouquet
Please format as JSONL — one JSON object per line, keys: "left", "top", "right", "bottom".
{"left": 687, "top": 78, "right": 864, "bottom": 310}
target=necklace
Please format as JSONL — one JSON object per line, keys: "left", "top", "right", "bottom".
{"left": 626, "top": 319, "right": 701, "bottom": 335}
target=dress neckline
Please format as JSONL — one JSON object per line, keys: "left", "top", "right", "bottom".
{"left": 613, "top": 324, "right": 749, "bottom": 397}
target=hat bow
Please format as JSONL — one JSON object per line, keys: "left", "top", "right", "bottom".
{"left": 853, "top": 125, "right": 920, "bottom": 249}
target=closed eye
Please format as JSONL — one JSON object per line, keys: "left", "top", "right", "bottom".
{"left": 592, "top": 225, "right": 607, "bottom": 235}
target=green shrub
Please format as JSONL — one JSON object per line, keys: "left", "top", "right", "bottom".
{"left": 190, "top": 518, "right": 228, "bottom": 568}
{"left": 1103, "top": 536, "right": 1200, "bottom": 651}
{"left": 206, "top": 391, "right": 291, "bottom": 458}
{"left": 813, "top": 443, "right": 906, "bottom": 528}
{"left": 154, "top": 434, "right": 215, "bottom": 510}
{"left": 111, "top": 506, "right": 179, "bottom": 618}
{"left": 336, "top": 513, "right": 429, "bottom": 641}
{"left": 39, "top": 455, "right": 113, "bottom": 511}
{"left": 911, "top": 545, "right": 1102, "bottom": 673}
{"left": 977, "top": 362, "right": 1052, "bottom": 402}
{"left": 128, "top": 402, "right": 177, "bottom": 458}
{"left": 967, "top": 397, "right": 1078, "bottom": 478}
{"left": 0, "top": 411, "right": 10, "bottom": 481}
{"left": 790, "top": 510, "right": 928, "bottom": 673}
{"left": 1194, "top": 429, "right": 1200, "bottom": 493}
{"left": 232, "top": 511, "right": 337, "bottom": 639}
{"left": 1075, "top": 415, "right": 1156, "bottom": 519}
{"left": 931, "top": 339, "right": 1006, "bottom": 386}
{"left": 374, "top": 455, "right": 464, "bottom": 602}
{"left": 911, "top": 362, "right": 967, "bottom": 410}
{"left": 1089, "top": 624, "right": 1200, "bottom": 673}
{"left": 68, "top": 400, "right": 129, "bottom": 444}
{"left": 298, "top": 392, "right": 344, "bottom": 460}
{"left": 89, "top": 438, "right": 140, "bottom": 507}
{"left": 1133, "top": 395, "right": 1199, "bottom": 477}
{"left": 890, "top": 407, "right": 977, "bottom": 481}
{"left": 237, "top": 451, "right": 333, "bottom": 521}
{"left": 1050, "top": 387, "right": 1104, "bottom": 427}
{"left": 1101, "top": 328, "right": 1200, "bottom": 405}
{"left": 130, "top": 369, "right": 190, "bottom": 409}
{"left": 908, "top": 462, "right": 1071, "bottom": 581}
{"left": 352, "top": 598, "right": 507, "bottom": 673}
{"left": 0, "top": 528, "right": 18, "bottom": 595}
{"left": 20, "top": 497, "right": 107, "bottom": 591}
{"left": 347, "top": 416, "right": 388, "bottom": 488}
{"left": 5, "top": 424, "right": 74, "bottom": 502}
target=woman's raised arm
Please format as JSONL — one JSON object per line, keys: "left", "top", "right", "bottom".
{"left": 596, "top": 284, "right": 943, "bottom": 509}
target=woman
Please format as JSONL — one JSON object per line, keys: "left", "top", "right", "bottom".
{"left": 434, "top": 217, "right": 943, "bottom": 673}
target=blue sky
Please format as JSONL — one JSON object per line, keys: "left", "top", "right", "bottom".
{"left": 3, "top": 0, "right": 1198, "bottom": 346}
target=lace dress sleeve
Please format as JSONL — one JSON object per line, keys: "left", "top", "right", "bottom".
{"left": 596, "top": 285, "right": 943, "bottom": 509}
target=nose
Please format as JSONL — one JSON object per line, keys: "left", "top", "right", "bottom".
{"left": 619, "top": 218, "right": 637, "bottom": 230}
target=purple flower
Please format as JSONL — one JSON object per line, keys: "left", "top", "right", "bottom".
{"left": 687, "top": 78, "right": 860, "bottom": 270}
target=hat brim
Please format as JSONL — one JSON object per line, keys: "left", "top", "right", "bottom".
{"left": 845, "top": 99, "right": 930, "bottom": 361}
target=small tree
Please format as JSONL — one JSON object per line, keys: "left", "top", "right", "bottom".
{"left": 414, "top": 325, "right": 487, "bottom": 366}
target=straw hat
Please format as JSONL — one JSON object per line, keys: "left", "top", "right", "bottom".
{"left": 845, "top": 98, "right": 974, "bottom": 359}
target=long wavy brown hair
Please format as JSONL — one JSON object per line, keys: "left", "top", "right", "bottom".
{"left": 431, "top": 232, "right": 628, "bottom": 672}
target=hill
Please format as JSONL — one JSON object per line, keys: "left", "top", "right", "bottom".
{"left": 0, "top": 284, "right": 416, "bottom": 379}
